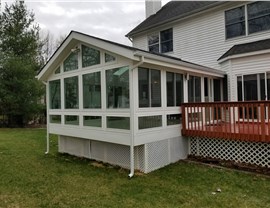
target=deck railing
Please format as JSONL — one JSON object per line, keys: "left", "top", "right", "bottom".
{"left": 181, "top": 101, "right": 270, "bottom": 143}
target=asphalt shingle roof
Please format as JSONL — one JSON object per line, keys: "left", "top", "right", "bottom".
{"left": 218, "top": 38, "right": 270, "bottom": 61}
{"left": 127, "top": 1, "right": 223, "bottom": 37}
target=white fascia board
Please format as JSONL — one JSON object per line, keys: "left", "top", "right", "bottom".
{"left": 134, "top": 51, "right": 225, "bottom": 78}
{"left": 218, "top": 49, "right": 270, "bottom": 64}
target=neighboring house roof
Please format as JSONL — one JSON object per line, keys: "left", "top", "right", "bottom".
{"left": 126, "top": 1, "right": 225, "bottom": 37}
{"left": 218, "top": 38, "right": 270, "bottom": 61}
{"left": 37, "top": 30, "right": 224, "bottom": 81}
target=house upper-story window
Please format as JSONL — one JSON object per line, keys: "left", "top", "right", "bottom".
{"left": 248, "top": 1, "right": 270, "bottom": 34}
{"left": 225, "top": 2, "right": 270, "bottom": 39}
{"left": 148, "top": 28, "right": 173, "bottom": 53}
{"left": 225, "top": 6, "right": 245, "bottom": 39}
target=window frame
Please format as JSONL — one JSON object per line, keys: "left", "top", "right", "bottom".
{"left": 166, "top": 72, "right": 184, "bottom": 107}
{"left": 148, "top": 28, "right": 173, "bottom": 53}
{"left": 138, "top": 67, "right": 161, "bottom": 108}
{"left": 225, "top": 2, "right": 270, "bottom": 40}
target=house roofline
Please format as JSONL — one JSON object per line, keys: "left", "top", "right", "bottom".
{"left": 126, "top": 1, "right": 226, "bottom": 38}
{"left": 218, "top": 49, "right": 270, "bottom": 64}
{"left": 38, "top": 30, "right": 224, "bottom": 81}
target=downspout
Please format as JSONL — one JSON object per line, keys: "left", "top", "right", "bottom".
{"left": 128, "top": 55, "right": 144, "bottom": 178}
{"left": 42, "top": 81, "right": 50, "bottom": 154}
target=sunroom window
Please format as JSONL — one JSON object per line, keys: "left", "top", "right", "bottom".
{"left": 188, "top": 75, "right": 201, "bottom": 103}
{"left": 166, "top": 72, "right": 183, "bottom": 106}
{"left": 64, "top": 76, "right": 79, "bottom": 109}
{"left": 83, "top": 72, "right": 101, "bottom": 108}
{"left": 49, "top": 79, "right": 61, "bottom": 109}
{"left": 105, "top": 53, "right": 116, "bottom": 63}
{"left": 82, "top": 45, "right": 100, "bottom": 68}
{"left": 106, "top": 66, "right": 129, "bottom": 108}
{"left": 248, "top": 1, "right": 270, "bottom": 34}
{"left": 225, "top": 6, "right": 246, "bottom": 39}
{"left": 63, "top": 52, "right": 78, "bottom": 72}
{"left": 138, "top": 68, "right": 161, "bottom": 108}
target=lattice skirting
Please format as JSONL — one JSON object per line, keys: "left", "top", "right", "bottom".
{"left": 189, "top": 137, "right": 270, "bottom": 168}
{"left": 58, "top": 136, "right": 188, "bottom": 173}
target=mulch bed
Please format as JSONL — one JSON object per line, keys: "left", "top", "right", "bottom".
{"left": 188, "top": 155, "right": 270, "bottom": 176}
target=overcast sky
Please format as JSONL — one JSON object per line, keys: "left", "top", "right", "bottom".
{"left": 1, "top": 0, "right": 170, "bottom": 45}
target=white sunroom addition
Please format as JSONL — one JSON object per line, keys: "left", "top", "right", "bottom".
{"left": 37, "top": 31, "right": 225, "bottom": 175}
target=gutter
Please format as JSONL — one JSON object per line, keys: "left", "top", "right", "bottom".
{"left": 128, "top": 56, "right": 144, "bottom": 178}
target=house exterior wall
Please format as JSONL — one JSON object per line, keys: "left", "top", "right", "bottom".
{"left": 229, "top": 53, "right": 270, "bottom": 101}
{"left": 132, "top": 2, "right": 270, "bottom": 70}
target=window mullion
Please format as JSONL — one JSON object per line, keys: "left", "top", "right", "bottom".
{"left": 245, "top": 5, "right": 248, "bottom": 35}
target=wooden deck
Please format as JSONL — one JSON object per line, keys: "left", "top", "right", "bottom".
{"left": 181, "top": 101, "right": 270, "bottom": 143}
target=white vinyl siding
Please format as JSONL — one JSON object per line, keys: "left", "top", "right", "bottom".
{"left": 132, "top": 2, "right": 270, "bottom": 70}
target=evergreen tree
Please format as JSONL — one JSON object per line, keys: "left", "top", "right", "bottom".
{"left": 0, "top": 2, "right": 44, "bottom": 127}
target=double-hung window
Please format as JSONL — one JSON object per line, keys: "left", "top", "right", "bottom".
{"left": 248, "top": 2, "right": 270, "bottom": 34}
{"left": 148, "top": 28, "right": 173, "bottom": 53}
{"left": 225, "top": 6, "right": 246, "bottom": 39}
{"left": 225, "top": 2, "right": 270, "bottom": 39}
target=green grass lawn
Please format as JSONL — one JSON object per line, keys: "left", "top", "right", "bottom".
{"left": 0, "top": 129, "right": 270, "bottom": 208}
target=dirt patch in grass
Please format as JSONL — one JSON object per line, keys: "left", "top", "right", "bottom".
{"left": 188, "top": 155, "right": 270, "bottom": 176}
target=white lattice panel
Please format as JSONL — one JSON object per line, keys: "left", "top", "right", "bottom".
{"left": 190, "top": 137, "right": 270, "bottom": 168}
{"left": 145, "top": 140, "right": 169, "bottom": 173}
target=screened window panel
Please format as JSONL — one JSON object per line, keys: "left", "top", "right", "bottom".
{"left": 260, "top": 73, "right": 266, "bottom": 100}
{"left": 83, "top": 72, "right": 101, "bottom": 108}
{"left": 237, "top": 76, "right": 243, "bottom": 101}
{"left": 107, "top": 117, "right": 130, "bottom": 130}
{"left": 65, "top": 115, "right": 79, "bottom": 125}
{"left": 244, "top": 74, "right": 258, "bottom": 101}
{"left": 151, "top": 69, "right": 161, "bottom": 107}
{"left": 106, "top": 66, "right": 129, "bottom": 108}
{"left": 267, "top": 73, "right": 270, "bottom": 100}
{"left": 167, "top": 114, "right": 182, "bottom": 126}
{"left": 49, "top": 80, "right": 61, "bottom": 109}
{"left": 50, "top": 115, "right": 61, "bottom": 124}
{"left": 166, "top": 72, "right": 174, "bottom": 107}
{"left": 83, "top": 116, "right": 102, "bottom": 127}
{"left": 139, "top": 115, "right": 162, "bottom": 130}
{"left": 82, "top": 45, "right": 100, "bottom": 68}
{"left": 139, "top": 68, "right": 150, "bottom": 107}
{"left": 175, "top": 74, "right": 183, "bottom": 106}
{"left": 64, "top": 76, "right": 79, "bottom": 109}
{"left": 188, "top": 76, "right": 201, "bottom": 103}
{"left": 63, "top": 53, "right": 78, "bottom": 72}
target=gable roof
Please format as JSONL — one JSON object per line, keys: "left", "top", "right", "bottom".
{"left": 127, "top": 1, "right": 225, "bottom": 37}
{"left": 37, "top": 30, "right": 224, "bottom": 81}
{"left": 218, "top": 38, "right": 270, "bottom": 61}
